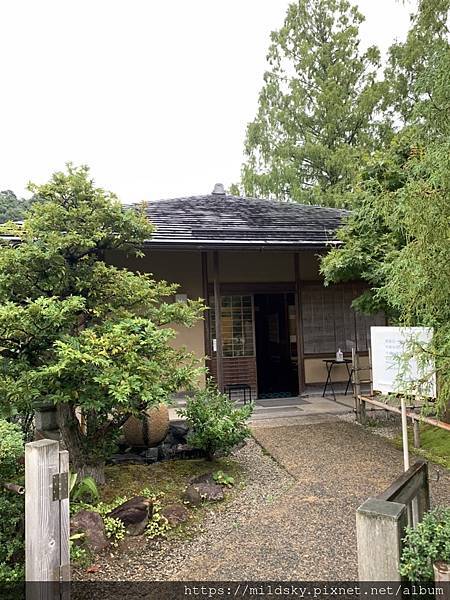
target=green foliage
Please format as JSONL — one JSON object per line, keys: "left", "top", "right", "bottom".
{"left": 383, "top": 0, "right": 450, "bottom": 126}
{"left": 71, "top": 494, "right": 128, "bottom": 550}
{"left": 395, "top": 425, "right": 450, "bottom": 470}
{"left": 320, "top": 133, "right": 412, "bottom": 315}
{"left": 145, "top": 496, "right": 170, "bottom": 539}
{"left": 69, "top": 532, "right": 91, "bottom": 567}
{"left": 76, "top": 495, "right": 128, "bottom": 518}
{"left": 103, "top": 516, "right": 126, "bottom": 547}
{"left": 213, "top": 470, "right": 235, "bottom": 487}
{"left": 180, "top": 383, "right": 253, "bottom": 460}
{"left": 0, "top": 191, "right": 34, "bottom": 224}
{"left": 400, "top": 508, "right": 450, "bottom": 581}
{"left": 239, "top": 0, "right": 388, "bottom": 207}
{"left": 0, "top": 164, "right": 204, "bottom": 480}
{"left": 321, "top": 11, "right": 450, "bottom": 414}
{"left": 70, "top": 473, "right": 99, "bottom": 504}
{"left": 0, "top": 420, "right": 25, "bottom": 582}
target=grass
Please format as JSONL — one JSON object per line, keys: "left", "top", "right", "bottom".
{"left": 394, "top": 423, "right": 450, "bottom": 469}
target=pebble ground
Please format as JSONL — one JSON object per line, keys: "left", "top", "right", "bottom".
{"left": 75, "top": 417, "right": 450, "bottom": 581}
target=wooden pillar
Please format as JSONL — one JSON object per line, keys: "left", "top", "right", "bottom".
{"left": 201, "top": 252, "right": 210, "bottom": 361}
{"left": 213, "top": 251, "right": 224, "bottom": 392}
{"left": 356, "top": 498, "right": 407, "bottom": 581}
{"left": 25, "top": 439, "right": 70, "bottom": 587}
{"left": 294, "top": 253, "right": 305, "bottom": 394}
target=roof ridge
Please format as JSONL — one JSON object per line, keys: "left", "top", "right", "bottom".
{"left": 140, "top": 195, "right": 349, "bottom": 214}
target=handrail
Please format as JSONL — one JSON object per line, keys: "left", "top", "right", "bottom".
{"left": 358, "top": 394, "right": 450, "bottom": 432}
{"left": 377, "top": 459, "right": 429, "bottom": 507}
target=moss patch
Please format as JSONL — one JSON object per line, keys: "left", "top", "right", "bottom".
{"left": 394, "top": 424, "right": 450, "bottom": 469}
{"left": 100, "top": 456, "right": 244, "bottom": 506}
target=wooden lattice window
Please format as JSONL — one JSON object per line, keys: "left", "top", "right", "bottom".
{"left": 301, "top": 284, "right": 385, "bottom": 355}
{"left": 210, "top": 295, "right": 254, "bottom": 357}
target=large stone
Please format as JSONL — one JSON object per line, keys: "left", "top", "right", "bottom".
{"left": 123, "top": 405, "right": 169, "bottom": 447}
{"left": 107, "top": 496, "right": 152, "bottom": 536}
{"left": 184, "top": 481, "right": 224, "bottom": 504}
{"left": 70, "top": 510, "right": 109, "bottom": 552}
{"left": 195, "top": 482, "right": 224, "bottom": 502}
{"left": 168, "top": 421, "right": 189, "bottom": 443}
{"left": 190, "top": 472, "right": 214, "bottom": 485}
{"left": 108, "top": 453, "right": 148, "bottom": 465}
{"left": 183, "top": 485, "right": 202, "bottom": 506}
{"left": 162, "top": 504, "right": 189, "bottom": 526}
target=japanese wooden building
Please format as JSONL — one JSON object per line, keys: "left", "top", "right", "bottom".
{"left": 111, "top": 184, "right": 384, "bottom": 399}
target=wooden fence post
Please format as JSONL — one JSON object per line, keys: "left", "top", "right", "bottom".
{"left": 353, "top": 350, "right": 366, "bottom": 424}
{"left": 25, "top": 439, "right": 70, "bottom": 593}
{"left": 413, "top": 419, "right": 421, "bottom": 449}
{"left": 356, "top": 498, "right": 407, "bottom": 581}
{"left": 352, "top": 348, "right": 361, "bottom": 422}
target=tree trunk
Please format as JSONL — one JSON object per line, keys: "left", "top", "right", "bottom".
{"left": 75, "top": 463, "right": 106, "bottom": 485}
{"left": 56, "top": 403, "right": 106, "bottom": 484}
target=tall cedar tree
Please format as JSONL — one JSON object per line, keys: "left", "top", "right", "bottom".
{"left": 238, "top": 0, "right": 387, "bottom": 207}
{"left": 383, "top": 0, "right": 450, "bottom": 126}
{"left": 322, "top": 1, "right": 450, "bottom": 413}
{"left": 0, "top": 165, "right": 204, "bottom": 482}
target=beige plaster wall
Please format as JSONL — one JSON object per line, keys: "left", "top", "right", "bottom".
{"left": 207, "top": 250, "right": 322, "bottom": 283}
{"left": 106, "top": 249, "right": 206, "bottom": 382}
{"left": 305, "top": 355, "right": 370, "bottom": 384}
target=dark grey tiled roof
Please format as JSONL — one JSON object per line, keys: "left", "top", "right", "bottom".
{"left": 142, "top": 193, "right": 348, "bottom": 249}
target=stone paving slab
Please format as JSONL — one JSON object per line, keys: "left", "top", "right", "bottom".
{"left": 174, "top": 420, "right": 450, "bottom": 580}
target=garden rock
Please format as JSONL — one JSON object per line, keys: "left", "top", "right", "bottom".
{"left": 184, "top": 481, "right": 224, "bottom": 504}
{"left": 143, "top": 447, "right": 160, "bottom": 463}
{"left": 183, "top": 485, "right": 202, "bottom": 506}
{"left": 195, "top": 482, "right": 224, "bottom": 502}
{"left": 168, "top": 421, "right": 189, "bottom": 442}
{"left": 107, "top": 496, "right": 153, "bottom": 536}
{"left": 190, "top": 472, "right": 214, "bottom": 485}
{"left": 70, "top": 510, "right": 109, "bottom": 552}
{"left": 108, "top": 453, "right": 148, "bottom": 465}
{"left": 162, "top": 503, "right": 189, "bottom": 526}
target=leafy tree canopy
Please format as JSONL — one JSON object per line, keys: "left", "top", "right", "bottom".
{"left": 238, "top": 0, "right": 388, "bottom": 207}
{"left": 0, "top": 165, "right": 204, "bottom": 481}
{"left": 383, "top": 0, "right": 450, "bottom": 126}
{"left": 0, "top": 190, "right": 33, "bottom": 224}
{"left": 322, "top": 5, "right": 450, "bottom": 412}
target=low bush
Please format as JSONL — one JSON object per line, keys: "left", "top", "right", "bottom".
{"left": 0, "top": 420, "right": 25, "bottom": 582}
{"left": 400, "top": 507, "right": 450, "bottom": 581}
{"left": 180, "top": 383, "right": 253, "bottom": 460}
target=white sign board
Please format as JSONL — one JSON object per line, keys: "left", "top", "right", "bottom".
{"left": 371, "top": 326, "right": 436, "bottom": 397}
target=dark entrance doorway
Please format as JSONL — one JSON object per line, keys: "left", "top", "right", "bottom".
{"left": 254, "top": 293, "right": 299, "bottom": 399}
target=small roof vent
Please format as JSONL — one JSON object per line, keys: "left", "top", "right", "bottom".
{"left": 212, "top": 183, "right": 225, "bottom": 195}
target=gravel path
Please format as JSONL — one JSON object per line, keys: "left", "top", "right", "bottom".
{"left": 172, "top": 420, "right": 450, "bottom": 580}
{"left": 75, "top": 438, "right": 294, "bottom": 581}
{"left": 76, "top": 418, "right": 450, "bottom": 581}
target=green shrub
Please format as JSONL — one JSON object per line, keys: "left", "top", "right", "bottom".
{"left": 213, "top": 470, "right": 235, "bottom": 487}
{"left": 180, "top": 383, "right": 253, "bottom": 460}
{"left": 0, "top": 420, "right": 25, "bottom": 582}
{"left": 400, "top": 507, "right": 450, "bottom": 581}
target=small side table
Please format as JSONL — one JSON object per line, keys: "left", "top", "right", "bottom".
{"left": 224, "top": 383, "right": 252, "bottom": 405}
{"left": 322, "top": 359, "right": 353, "bottom": 401}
